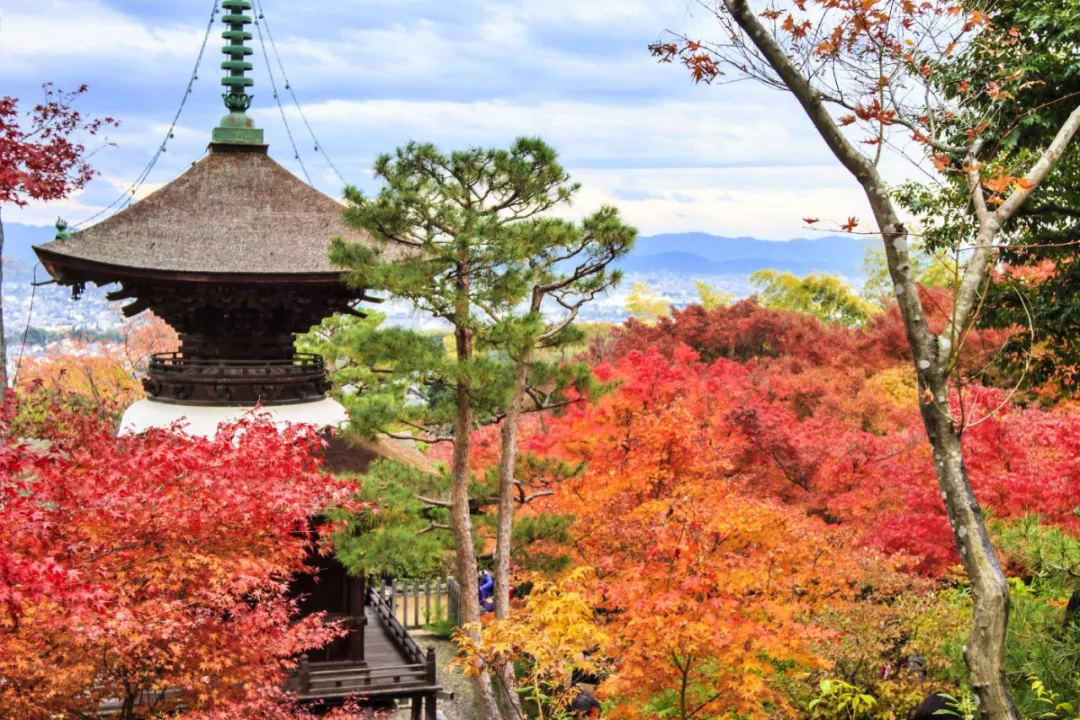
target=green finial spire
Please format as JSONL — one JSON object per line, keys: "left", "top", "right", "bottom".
{"left": 213, "top": 0, "right": 264, "bottom": 145}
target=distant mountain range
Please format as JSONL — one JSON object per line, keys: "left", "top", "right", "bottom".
{"left": 1, "top": 223, "right": 873, "bottom": 281}
{"left": 3, "top": 222, "right": 52, "bottom": 262}
{"left": 617, "top": 232, "right": 871, "bottom": 279}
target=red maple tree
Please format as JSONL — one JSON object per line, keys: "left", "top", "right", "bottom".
{"left": 0, "top": 391, "right": 368, "bottom": 718}
{"left": 0, "top": 83, "right": 117, "bottom": 387}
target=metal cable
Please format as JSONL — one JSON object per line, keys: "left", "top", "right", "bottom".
{"left": 11, "top": 263, "right": 40, "bottom": 387}
{"left": 253, "top": 0, "right": 347, "bottom": 186}
{"left": 73, "top": 0, "right": 221, "bottom": 229}
{"left": 252, "top": 10, "right": 313, "bottom": 185}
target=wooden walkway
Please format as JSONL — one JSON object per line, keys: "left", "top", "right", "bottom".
{"left": 288, "top": 585, "right": 445, "bottom": 717}
{"left": 100, "top": 584, "right": 446, "bottom": 717}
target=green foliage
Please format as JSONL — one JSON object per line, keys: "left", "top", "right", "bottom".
{"left": 931, "top": 518, "right": 1080, "bottom": 718}
{"left": 807, "top": 679, "right": 877, "bottom": 720}
{"left": 324, "top": 138, "right": 635, "bottom": 608}
{"left": 1026, "top": 675, "right": 1080, "bottom": 720}
{"left": 330, "top": 461, "right": 452, "bottom": 578}
{"left": 892, "top": 0, "right": 1080, "bottom": 396}
{"left": 422, "top": 596, "right": 458, "bottom": 639}
{"left": 331, "top": 137, "right": 634, "bottom": 363}
{"left": 749, "top": 270, "right": 878, "bottom": 327}
{"left": 298, "top": 312, "right": 454, "bottom": 436}
{"left": 932, "top": 690, "right": 978, "bottom": 720}
{"left": 861, "top": 242, "right": 959, "bottom": 306}
{"left": 991, "top": 519, "right": 1080, "bottom": 715}
{"left": 328, "top": 137, "right": 634, "bottom": 420}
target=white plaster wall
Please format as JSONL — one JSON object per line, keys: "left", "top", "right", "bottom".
{"left": 119, "top": 398, "right": 349, "bottom": 437}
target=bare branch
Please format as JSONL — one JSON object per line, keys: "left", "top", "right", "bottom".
{"left": 417, "top": 495, "right": 454, "bottom": 509}
{"left": 948, "top": 104, "right": 1080, "bottom": 341}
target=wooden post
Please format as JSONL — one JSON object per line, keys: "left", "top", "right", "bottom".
{"left": 424, "top": 577, "right": 432, "bottom": 626}
{"left": 348, "top": 575, "right": 363, "bottom": 617}
{"left": 426, "top": 645, "right": 437, "bottom": 684}
{"left": 414, "top": 579, "right": 421, "bottom": 628}
{"left": 298, "top": 653, "right": 311, "bottom": 695}
{"left": 348, "top": 615, "right": 367, "bottom": 665}
{"left": 447, "top": 575, "right": 454, "bottom": 625}
{"left": 411, "top": 694, "right": 423, "bottom": 720}
{"left": 425, "top": 693, "right": 438, "bottom": 720}
{"left": 393, "top": 578, "right": 401, "bottom": 626}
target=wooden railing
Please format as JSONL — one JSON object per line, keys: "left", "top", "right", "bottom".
{"left": 369, "top": 584, "right": 431, "bottom": 668}
{"left": 143, "top": 352, "right": 329, "bottom": 405}
{"left": 296, "top": 656, "right": 433, "bottom": 697}
{"left": 368, "top": 585, "right": 438, "bottom": 684}
{"left": 292, "top": 583, "right": 437, "bottom": 698}
{"left": 377, "top": 575, "right": 461, "bottom": 630}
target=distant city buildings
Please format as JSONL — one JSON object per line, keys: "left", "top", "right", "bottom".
{"left": 3, "top": 271, "right": 754, "bottom": 378}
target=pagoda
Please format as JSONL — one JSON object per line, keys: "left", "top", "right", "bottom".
{"left": 33, "top": 1, "right": 376, "bottom": 436}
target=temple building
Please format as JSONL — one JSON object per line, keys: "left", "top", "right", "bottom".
{"left": 33, "top": 0, "right": 380, "bottom": 436}
{"left": 33, "top": 3, "right": 445, "bottom": 715}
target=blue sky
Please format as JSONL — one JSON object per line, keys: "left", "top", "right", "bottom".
{"left": 1, "top": 0, "right": 888, "bottom": 238}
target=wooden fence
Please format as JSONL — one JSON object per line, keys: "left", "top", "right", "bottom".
{"left": 376, "top": 575, "right": 462, "bottom": 630}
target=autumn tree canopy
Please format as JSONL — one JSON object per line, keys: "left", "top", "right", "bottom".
{"left": 464, "top": 300, "right": 1080, "bottom": 719}
{"left": 0, "top": 393, "right": 365, "bottom": 719}
{"left": 0, "top": 84, "right": 117, "bottom": 387}
{"left": 649, "top": 0, "right": 1080, "bottom": 714}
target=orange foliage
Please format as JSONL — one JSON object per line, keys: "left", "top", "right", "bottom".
{"left": 15, "top": 312, "right": 177, "bottom": 410}
{"left": 491, "top": 301, "right": 1080, "bottom": 715}
{"left": 519, "top": 348, "right": 928, "bottom": 718}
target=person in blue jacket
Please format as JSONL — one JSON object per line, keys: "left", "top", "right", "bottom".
{"left": 478, "top": 571, "right": 495, "bottom": 612}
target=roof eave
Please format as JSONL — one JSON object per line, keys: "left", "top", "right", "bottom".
{"left": 33, "top": 246, "right": 353, "bottom": 286}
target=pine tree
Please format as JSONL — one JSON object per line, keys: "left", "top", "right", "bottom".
{"left": 331, "top": 137, "right": 635, "bottom": 717}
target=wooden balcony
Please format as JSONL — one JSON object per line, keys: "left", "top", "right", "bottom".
{"left": 288, "top": 582, "right": 446, "bottom": 718}
{"left": 142, "top": 352, "right": 330, "bottom": 406}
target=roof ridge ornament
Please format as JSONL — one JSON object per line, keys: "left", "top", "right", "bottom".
{"left": 55, "top": 217, "right": 72, "bottom": 241}
{"left": 212, "top": 0, "right": 265, "bottom": 146}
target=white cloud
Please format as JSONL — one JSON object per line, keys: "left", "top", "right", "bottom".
{"left": 515, "top": 0, "right": 657, "bottom": 25}
{"left": 1, "top": 0, "right": 932, "bottom": 243}
{"left": 0, "top": 1, "right": 205, "bottom": 75}
{"left": 278, "top": 96, "right": 832, "bottom": 170}
{"left": 564, "top": 166, "right": 874, "bottom": 238}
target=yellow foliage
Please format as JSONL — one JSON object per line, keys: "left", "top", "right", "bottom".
{"left": 694, "top": 280, "right": 734, "bottom": 311}
{"left": 751, "top": 269, "right": 878, "bottom": 327}
{"left": 865, "top": 367, "right": 919, "bottom": 407}
{"left": 454, "top": 569, "right": 610, "bottom": 717}
{"left": 625, "top": 282, "right": 670, "bottom": 323}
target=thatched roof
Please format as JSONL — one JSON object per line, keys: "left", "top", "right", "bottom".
{"left": 35, "top": 145, "right": 375, "bottom": 280}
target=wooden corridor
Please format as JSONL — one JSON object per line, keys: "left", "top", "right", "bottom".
{"left": 287, "top": 582, "right": 445, "bottom": 718}
{"left": 100, "top": 575, "right": 447, "bottom": 717}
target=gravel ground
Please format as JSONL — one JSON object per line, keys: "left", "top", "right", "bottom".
{"left": 391, "top": 631, "right": 475, "bottom": 720}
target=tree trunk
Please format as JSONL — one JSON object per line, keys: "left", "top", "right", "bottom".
{"left": 917, "top": 366, "right": 1016, "bottom": 718}
{"left": 494, "top": 358, "right": 530, "bottom": 619}
{"left": 719, "top": 2, "right": 1022, "bottom": 715}
{"left": 451, "top": 322, "right": 502, "bottom": 720}
{"left": 492, "top": 357, "right": 530, "bottom": 718}
{"left": 0, "top": 208, "right": 8, "bottom": 391}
